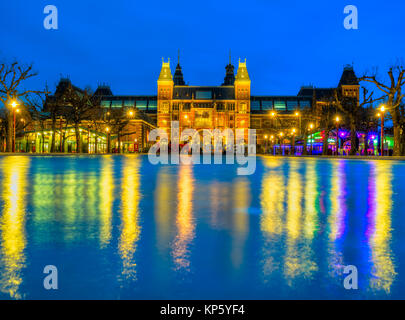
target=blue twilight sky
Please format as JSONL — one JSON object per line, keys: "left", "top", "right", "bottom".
{"left": 0, "top": 0, "right": 404, "bottom": 96}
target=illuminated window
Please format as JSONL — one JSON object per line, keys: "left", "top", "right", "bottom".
{"left": 148, "top": 100, "right": 157, "bottom": 110}
{"left": 239, "top": 102, "right": 247, "bottom": 113}
{"left": 124, "top": 100, "right": 135, "bottom": 107}
{"left": 262, "top": 101, "right": 273, "bottom": 110}
{"left": 251, "top": 101, "right": 260, "bottom": 111}
{"left": 101, "top": 100, "right": 111, "bottom": 108}
{"left": 300, "top": 100, "right": 311, "bottom": 108}
{"left": 111, "top": 100, "right": 123, "bottom": 108}
{"left": 274, "top": 101, "right": 286, "bottom": 111}
{"left": 160, "top": 102, "right": 169, "bottom": 113}
{"left": 196, "top": 91, "right": 212, "bottom": 99}
{"left": 287, "top": 101, "right": 298, "bottom": 111}
{"left": 136, "top": 100, "right": 147, "bottom": 110}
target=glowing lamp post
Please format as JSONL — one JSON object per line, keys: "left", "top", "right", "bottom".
{"left": 279, "top": 132, "right": 284, "bottom": 155}
{"left": 335, "top": 116, "right": 340, "bottom": 156}
{"left": 291, "top": 128, "right": 296, "bottom": 155}
{"left": 295, "top": 112, "right": 301, "bottom": 135}
{"left": 105, "top": 127, "right": 111, "bottom": 153}
{"left": 264, "top": 135, "right": 268, "bottom": 154}
{"left": 9, "top": 100, "right": 19, "bottom": 153}
{"left": 380, "top": 106, "right": 385, "bottom": 156}
{"left": 309, "top": 123, "right": 314, "bottom": 155}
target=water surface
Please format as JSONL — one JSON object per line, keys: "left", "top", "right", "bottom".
{"left": 0, "top": 155, "right": 404, "bottom": 299}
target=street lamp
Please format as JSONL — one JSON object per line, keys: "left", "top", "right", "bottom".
{"left": 279, "top": 132, "right": 284, "bottom": 155}
{"left": 264, "top": 134, "right": 268, "bottom": 154}
{"left": 309, "top": 123, "right": 314, "bottom": 155}
{"left": 105, "top": 127, "right": 111, "bottom": 153}
{"left": 9, "top": 100, "right": 19, "bottom": 152}
{"left": 291, "top": 128, "right": 296, "bottom": 155}
{"left": 295, "top": 112, "right": 301, "bottom": 135}
{"left": 335, "top": 116, "right": 340, "bottom": 156}
{"left": 379, "top": 105, "right": 386, "bottom": 156}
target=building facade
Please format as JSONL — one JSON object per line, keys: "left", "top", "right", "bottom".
{"left": 12, "top": 59, "right": 361, "bottom": 154}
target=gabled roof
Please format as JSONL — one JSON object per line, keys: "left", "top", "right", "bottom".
{"left": 297, "top": 87, "right": 334, "bottom": 100}
{"left": 173, "top": 86, "right": 235, "bottom": 100}
{"left": 338, "top": 65, "right": 359, "bottom": 86}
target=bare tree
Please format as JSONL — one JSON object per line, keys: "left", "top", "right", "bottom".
{"left": 26, "top": 92, "right": 49, "bottom": 153}
{"left": 64, "top": 84, "right": 100, "bottom": 153}
{"left": 361, "top": 65, "right": 405, "bottom": 155}
{"left": 0, "top": 61, "right": 44, "bottom": 151}
{"left": 332, "top": 87, "right": 381, "bottom": 155}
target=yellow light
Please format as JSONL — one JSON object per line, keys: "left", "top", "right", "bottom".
{"left": 279, "top": 132, "right": 284, "bottom": 137}
{"left": 128, "top": 111, "right": 134, "bottom": 117}
{"left": 10, "top": 101, "right": 18, "bottom": 108}
{"left": 310, "top": 123, "right": 314, "bottom": 129}
{"left": 105, "top": 127, "right": 110, "bottom": 132}
{"left": 295, "top": 112, "right": 300, "bottom": 116}
{"left": 381, "top": 105, "right": 385, "bottom": 112}
{"left": 336, "top": 116, "right": 340, "bottom": 122}
{"left": 264, "top": 135, "right": 268, "bottom": 139}
{"left": 270, "top": 135, "right": 274, "bottom": 139}
{"left": 184, "top": 115, "right": 188, "bottom": 119}
{"left": 292, "top": 128, "right": 296, "bottom": 133}
{"left": 271, "top": 112, "right": 275, "bottom": 117}
{"left": 16, "top": 109, "right": 20, "bottom": 113}
{"left": 377, "top": 113, "right": 381, "bottom": 117}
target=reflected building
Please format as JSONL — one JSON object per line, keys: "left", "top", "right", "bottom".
{"left": 231, "top": 178, "right": 250, "bottom": 268}
{"left": 118, "top": 156, "right": 142, "bottom": 282}
{"left": 367, "top": 162, "right": 396, "bottom": 293}
{"left": 260, "top": 158, "right": 285, "bottom": 279}
{"left": 327, "top": 161, "right": 347, "bottom": 281}
{"left": 172, "top": 165, "right": 195, "bottom": 272}
{"left": 99, "top": 156, "right": 115, "bottom": 248}
{"left": 0, "top": 157, "right": 29, "bottom": 299}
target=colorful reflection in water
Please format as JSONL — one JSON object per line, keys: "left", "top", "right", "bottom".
{"left": 367, "top": 162, "right": 396, "bottom": 293}
{"left": 0, "top": 157, "right": 29, "bottom": 299}
{"left": 0, "top": 155, "right": 404, "bottom": 299}
{"left": 172, "top": 164, "right": 195, "bottom": 272}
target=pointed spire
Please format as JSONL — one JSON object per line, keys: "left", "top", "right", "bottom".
{"left": 222, "top": 51, "right": 235, "bottom": 86}
{"left": 338, "top": 64, "right": 359, "bottom": 87}
{"left": 173, "top": 51, "right": 185, "bottom": 85}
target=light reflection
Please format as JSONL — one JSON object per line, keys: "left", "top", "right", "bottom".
{"left": 260, "top": 158, "right": 285, "bottom": 278}
{"left": 119, "top": 156, "right": 141, "bottom": 281}
{"left": 327, "top": 161, "right": 347, "bottom": 279}
{"left": 0, "top": 157, "right": 29, "bottom": 299}
{"left": 284, "top": 161, "right": 317, "bottom": 285}
{"left": 155, "top": 167, "right": 173, "bottom": 252}
{"left": 367, "top": 162, "right": 396, "bottom": 293}
{"left": 303, "top": 160, "right": 319, "bottom": 240}
{"left": 172, "top": 164, "right": 195, "bottom": 271}
{"left": 231, "top": 178, "right": 250, "bottom": 268}
{"left": 99, "top": 156, "right": 114, "bottom": 247}
{"left": 209, "top": 182, "right": 232, "bottom": 229}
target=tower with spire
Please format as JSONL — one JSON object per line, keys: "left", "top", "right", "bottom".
{"left": 234, "top": 58, "right": 251, "bottom": 134}
{"left": 222, "top": 51, "right": 235, "bottom": 86}
{"left": 157, "top": 58, "right": 173, "bottom": 130}
{"left": 338, "top": 64, "right": 360, "bottom": 104}
{"left": 173, "top": 50, "right": 186, "bottom": 86}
